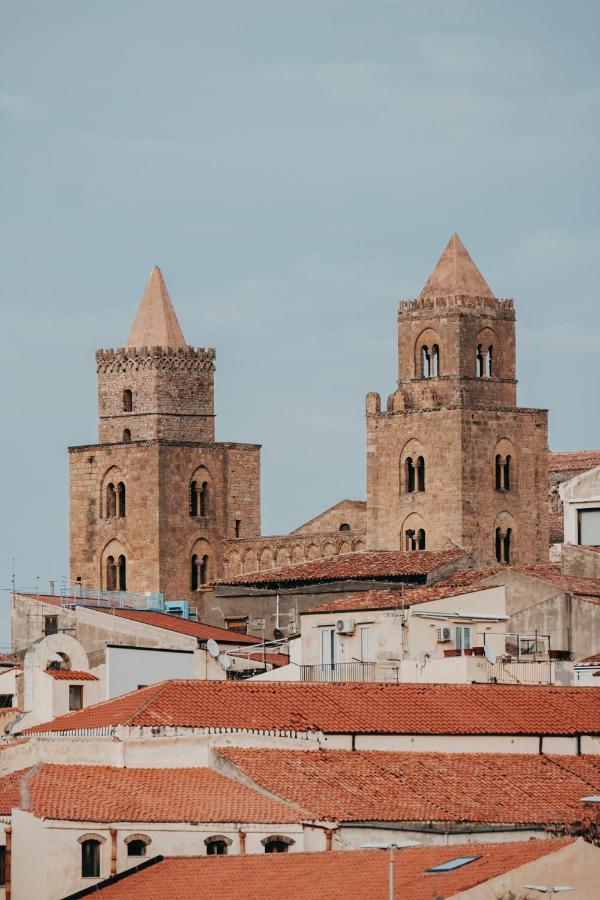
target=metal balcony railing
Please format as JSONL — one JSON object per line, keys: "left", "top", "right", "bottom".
{"left": 300, "top": 662, "right": 377, "bottom": 683}
{"left": 59, "top": 586, "right": 164, "bottom": 611}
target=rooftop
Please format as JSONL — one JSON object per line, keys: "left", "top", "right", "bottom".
{"left": 218, "top": 548, "right": 467, "bottom": 588}
{"left": 217, "top": 748, "right": 600, "bottom": 825}
{"left": 23, "top": 679, "right": 600, "bottom": 737}
{"left": 96, "top": 607, "right": 260, "bottom": 645}
{"left": 419, "top": 233, "right": 495, "bottom": 300}
{"left": 0, "top": 764, "right": 300, "bottom": 823}
{"left": 126, "top": 266, "right": 188, "bottom": 349}
{"left": 548, "top": 449, "right": 600, "bottom": 473}
{"left": 44, "top": 669, "right": 98, "bottom": 681}
{"left": 77, "top": 840, "right": 577, "bottom": 900}
{"left": 513, "top": 564, "right": 600, "bottom": 599}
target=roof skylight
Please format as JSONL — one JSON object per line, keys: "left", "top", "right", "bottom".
{"left": 426, "top": 855, "right": 480, "bottom": 873}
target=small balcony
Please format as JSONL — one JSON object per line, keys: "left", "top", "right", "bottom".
{"left": 300, "top": 662, "right": 379, "bottom": 683}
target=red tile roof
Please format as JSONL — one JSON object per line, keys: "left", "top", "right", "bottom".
{"left": 302, "top": 568, "right": 502, "bottom": 614}
{"left": 14, "top": 592, "right": 62, "bottom": 608}
{"left": 98, "top": 608, "right": 259, "bottom": 645}
{"left": 219, "top": 549, "right": 467, "bottom": 587}
{"left": 44, "top": 669, "right": 99, "bottom": 681}
{"left": 0, "top": 764, "right": 301, "bottom": 823}
{"left": 579, "top": 654, "right": 600, "bottom": 664}
{"left": 232, "top": 651, "right": 290, "bottom": 667}
{"left": 514, "top": 565, "right": 600, "bottom": 598}
{"left": 218, "top": 748, "right": 600, "bottom": 825}
{"left": 0, "top": 654, "right": 23, "bottom": 669}
{"left": 82, "top": 840, "right": 577, "bottom": 900}
{"left": 23, "top": 679, "right": 600, "bottom": 737}
{"left": 549, "top": 450, "right": 600, "bottom": 473}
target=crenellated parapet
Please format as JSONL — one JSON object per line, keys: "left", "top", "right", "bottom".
{"left": 399, "top": 295, "right": 514, "bottom": 315}
{"left": 96, "top": 346, "right": 216, "bottom": 375}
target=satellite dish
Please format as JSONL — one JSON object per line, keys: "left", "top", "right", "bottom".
{"left": 218, "top": 653, "right": 232, "bottom": 671}
{"left": 484, "top": 644, "right": 497, "bottom": 665}
{"left": 206, "top": 639, "right": 220, "bottom": 658}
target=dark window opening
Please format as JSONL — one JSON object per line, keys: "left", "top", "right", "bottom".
{"left": 117, "top": 482, "right": 126, "bottom": 517}
{"left": 495, "top": 455, "right": 512, "bottom": 491}
{"left": 206, "top": 839, "right": 228, "bottom": 856}
{"left": 122, "top": 428, "right": 131, "bottom": 443}
{"left": 190, "top": 481, "right": 198, "bottom": 517}
{"left": 200, "top": 481, "right": 209, "bottom": 517}
{"left": 44, "top": 615, "right": 58, "bottom": 636}
{"left": 417, "top": 456, "right": 425, "bottom": 492}
{"left": 123, "top": 389, "right": 132, "bottom": 412}
{"left": 406, "top": 457, "right": 416, "bottom": 493}
{"left": 495, "top": 455, "right": 503, "bottom": 490}
{"left": 106, "top": 555, "right": 117, "bottom": 591}
{"left": 405, "top": 529, "right": 416, "bottom": 551}
{"left": 106, "top": 483, "right": 116, "bottom": 518}
{"left": 0, "top": 845, "right": 5, "bottom": 886}
{"left": 264, "top": 839, "right": 290, "bottom": 854}
{"left": 225, "top": 617, "right": 248, "bottom": 634}
{"left": 417, "top": 528, "right": 426, "bottom": 550}
{"left": 504, "top": 455, "right": 511, "bottom": 491}
{"left": 421, "top": 345, "right": 431, "bottom": 378}
{"left": 476, "top": 344, "right": 484, "bottom": 378}
{"left": 69, "top": 685, "right": 83, "bottom": 711}
{"left": 235, "top": 519, "right": 241, "bottom": 538}
{"left": 432, "top": 344, "right": 440, "bottom": 377}
{"left": 486, "top": 345, "right": 493, "bottom": 378}
{"left": 118, "top": 555, "right": 126, "bottom": 590}
{"left": 0, "top": 695, "right": 13, "bottom": 709}
{"left": 339, "top": 523, "right": 351, "bottom": 532}
{"left": 504, "top": 528, "right": 511, "bottom": 564}
{"left": 495, "top": 527, "right": 512, "bottom": 564}
{"left": 81, "top": 839, "right": 100, "bottom": 878}
{"left": 200, "top": 554, "right": 209, "bottom": 585}
{"left": 127, "top": 840, "right": 147, "bottom": 857}
{"left": 191, "top": 554, "right": 198, "bottom": 591}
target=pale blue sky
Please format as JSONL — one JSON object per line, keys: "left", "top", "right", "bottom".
{"left": 1, "top": 1, "right": 599, "bottom": 639}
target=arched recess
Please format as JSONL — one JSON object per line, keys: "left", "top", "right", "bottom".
{"left": 323, "top": 542, "right": 336, "bottom": 557}
{"left": 101, "top": 539, "right": 128, "bottom": 591}
{"left": 189, "top": 465, "right": 213, "bottom": 518}
{"left": 101, "top": 466, "right": 125, "bottom": 519}
{"left": 291, "top": 545, "right": 303, "bottom": 564}
{"left": 493, "top": 438, "right": 517, "bottom": 492}
{"left": 399, "top": 437, "right": 427, "bottom": 495}
{"left": 475, "top": 327, "right": 500, "bottom": 378}
{"left": 276, "top": 548, "right": 291, "bottom": 568}
{"left": 339, "top": 540, "right": 352, "bottom": 554}
{"left": 493, "top": 511, "right": 517, "bottom": 565}
{"left": 190, "top": 538, "right": 212, "bottom": 590}
{"left": 414, "top": 327, "right": 443, "bottom": 379}
{"left": 259, "top": 547, "right": 273, "bottom": 570}
{"left": 352, "top": 539, "right": 366, "bottom": 552}
{"left": 307, "top": 544, "right": 320, "bottom": 560}
{"left": 400, "top": 512, "right": 427, "bottom": 551}
{"left": 226, "top": 552, "right": 241, "bottom": 577}
{"left": 243, "top": 548, "right": 258, "bottom": 574}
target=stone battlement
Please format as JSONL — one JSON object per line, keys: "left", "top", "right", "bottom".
{"left": 399, "top": 295, "right": 514, "bottom": 313}
{"left": 96, "top": 345, "right": 215, "bottom": 374}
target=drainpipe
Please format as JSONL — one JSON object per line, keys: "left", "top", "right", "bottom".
{"left": 110, "top": 828, "right": 117, "bottom": 877}
{"left": 238, "top": 830, "right": 246, "bottom": 855}
{"left": 5, "top": 825, "right": 11, "bottom": 900}
{"left": 325, "top": 828, "right": 334, "bottom": 851}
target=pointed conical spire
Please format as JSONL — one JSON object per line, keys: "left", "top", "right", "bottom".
{"left": 419, "top": 233, "right": 495, "bottom": 300}
{"left": 126, "top": 267, "right": 188, "bottom": 348}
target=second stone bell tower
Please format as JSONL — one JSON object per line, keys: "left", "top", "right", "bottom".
{"left": 366, "top": 233, "right": 549, "bottom": 565}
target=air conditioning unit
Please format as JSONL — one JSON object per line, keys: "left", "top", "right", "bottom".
{"left": 436, "top": 627, "right": 452, "bottom": 642}
{"left": 336, "top": 618, "right": 355, "bottom": 635}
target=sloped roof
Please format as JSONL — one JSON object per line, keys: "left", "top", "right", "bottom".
{"left": 513, "top": 565, "right": 600, "bottom": 598}
{"left": 79, "top": 840, "right": 577, "bottom": 900}
{"left": 0, "top": 764, "right": 301, "bottom": 823}
{"left": 126, "top": 267, "right": 187, "bottom": 348}
{"left": 44, "top": 669, "right": 98, "bottom": 681}
{"left": 218, "top": 748, "right": 600, "bottom": 825}
{"left": 98, "top": 608, "right": 259, "bottom": 645}
{"left": 218, "top": 549, "right": 467, "bottom": 587}
{"left": 290, "top": 499, "right": 367, "bottom": 534}
{"left": 23, "top": 679, "right": 600, "bottom": 737}
{"left": 548, "top": 450, "right": 600, "bottom": 473}
{"left": 302, "top": 567, "right": 502, "bottom": 615}
{"left": 419, "top": 232, "right": 495, "bottom": 300}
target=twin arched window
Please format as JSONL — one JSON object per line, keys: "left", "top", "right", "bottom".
{"left": 205, "top": 836, "right": 231, "bottom": 855}
{"left": 106, "top": 482, "right": 126, "bottom": 517}
{"left": 405, "top": 528, "right": 426, "bottom": 551}
{"left": 262, "top": 836, "right": 294, "bottom": 853}
{"left": 495, "top": 527, "right": 512, "bottom": 564}
{"left": 190, "top": 480, "right": 209, "bottom": 517}
{"left": 406, "top": 456, "right": 425, "bottom": 493}
{"left": 495, "top": 454, "right": 511, "bottom": 491}
{"left": 191, "top": 553, "right": 210, "bottom": 590}
{"left": 106, "top": 554, "right": 126, "bottom": 591}
{"left": 476, "top": 345, "right": 493, "bottom": 378}
{"left": 421, "top": 344, "right": 440, "bottom": 378}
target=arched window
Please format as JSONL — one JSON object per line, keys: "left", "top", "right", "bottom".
{"left": 205, "top": 837, "right": 230, "bottom": 856}
{"left": 406, "top": 457, "right": 416, "bottom": 493}
{"left": 106, "top": 556, "right": 117, "bottom": 592}
{"left": 476, "top": 344, "right": 484, "bottom": 378}
{"left": 339, "top": 523, "right": 351, "bottom": 532}
{"left": 495, "top": 454, "right": 512, "bottom": 491}
{"left": 122, "top": 428, "right": 131, "bottom": 443}
{"left": 262, "top": 836, "right": 294, "bottom": 854}
{"left": 127, "top": 840, "right": 147, "bottom": 857}
{"left": 118, "top": 555, "right": 126, "bottom": 591}
{"left": 106, "top": 483, "right": 116, "bottom": 518}
{"left": 495, "top": 455, "right": 503, "bottom": 490}
{"left": 495, "top": 527, "right": 512, "bottom": 564}
{"left": 432, "top": 344, "right": 440, "bottom": 377}
{"left": 405, "top": 529, "right": 416, "bottom": 551}
{"left": 486, "top": 345, "right": 493, "bottom": 378}
{"left": 417, "top": 528, "right": 426, "bottom": 550}
{"left": 117, "top": 482, "right": 126, "bottom": 518}
{"left": 504, "top": 528, "right": 512, "bottom": 564}
{"left": 200, "top": 554, "right": 209, "bottom": 585}
{"left": 422, "top": 345, "right": 431, "bottom": 378}
{"left": 81, "top": 839, "right": 100, "bottom": 878}
{"left": 190, "top": 481, "right": 198, "bottom": 517}
{"left": 504, "top": 455, "right": 511, "bottom": 491}
{"left": 191, "top": 554, "right": 198, "bottom": 591}
{"left": 495, "top": 527, "right": 502, "bottom": 562}
{"left": 123, "top": 389, "right": 133, "bottom": 412}
{"left": 199, "top": 481, "right": 209, "bottom": 517}
{"left": 417, "top": 456, "right": 425, "bottom": 492}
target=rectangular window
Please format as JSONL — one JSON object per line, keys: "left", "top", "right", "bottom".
{"left": 319, "top": 628, "right": 337, "bottom": 667}
{"left": 578, "top": 508, "right": 600, "bottom": 546}
{"left": 69, "top": 685, "right": 83, "bottom": 711}
{"left": 455, "top": 627, "right": 471, "bottom": 651}
{"left": 44, "top": 615, "right": 58, "bottom": 636}
{"left": 0, "top": 695, "right": 13, "bottom": 708}
{"left": 225, "top": 617, "right": 248, "bottom": 635}
{"left": 360, "top": 626, "right": 373, "bottom": 663}
{"left": 0, "top": 845, "right": 5, "bottom": 885}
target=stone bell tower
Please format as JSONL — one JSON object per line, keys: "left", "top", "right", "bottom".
{"left": 69, "top": 268, "right": 261, "bottom": 606}
{"left": 366, "top": 233, "right": 549, "bottom": 565}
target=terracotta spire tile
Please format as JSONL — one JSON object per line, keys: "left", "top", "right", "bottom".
{"left": 126, "top": 267, "right": 188, "bottom": 348}
{"left": 419, "top": 232, "right": 495, "bottom": 300}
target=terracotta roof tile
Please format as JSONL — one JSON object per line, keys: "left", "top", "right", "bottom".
{"left": 23, "top": 679, "right": 600, "bottom": 737}
{"left": 232, "top": 651, "right": 290, "bottom": 667}
{"left": 0, "top": 764, "right": 301, "bottom": 823}
{"left": 100, "top": 608, "right": 259, "bottom": 644}
{"left": 218, "top": 748, "right": 600, "bottom": 825}
{"left": 14, "top": 592, "right": 62, "bottom": 608}
{"left": 0, "top": 654, "right": 23, "bottom": 669}
{"left": 44, "top": 669, "right": 98, "bottom": 681}
{"left": 419, "top": 232, "right": 495, "bottom": 300}
{"left": 514, "top": 564, "right": 600, "bottom": 598}
{"left": 302, "top": 568, "right": 502, "bottom": 614}
{"left": 219, "top": 549, "right": 467, "bottom": 587}
{"left": 548, "top": 450, "right": 600, "bottom": 473}
{"left": 85, "top": 840, "right": 577, "bottom": 899}
{"left": 579, "top": 654, "right": 600, "bottom": 664}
